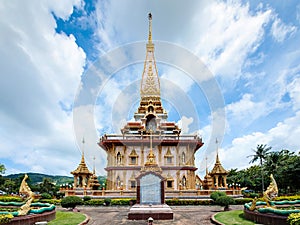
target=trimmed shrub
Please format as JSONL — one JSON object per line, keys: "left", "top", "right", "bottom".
{"left": 111, "top": 199, "right": 131, "bottom": 205}
{"left": 276, "top": 196, "right": 300, "bottom": 201}
{"left": 0, "top": 196, "right": 22, "bottom": 202}
{"left": 287, "top": 212, "right": 300, "bottom": 225}
{"left": 83, "top": 196, "right": 91, "bottom": 202}
{"left": 104, "top": 198, "right": 111, "bottom": 206}
{"left": 61, "top": 196, "right": 83, "bottom": 209}
{"left": 84, "top": 199, "right": 105, "bottom": 206}
{"left": 166, "top": 199, "right": 213, "bottom": 205}
{"left": 234, "top": 198, "right": 253, "bottom": 205}
{"left": 0, "top": 214, "right": 14, "bottom": 224}
{"left": 210, "top": 191, "right": 226, "bottom": 201}
{"left": 40, "top": 193, "right": 52, "bottom": 199}
{"left": 38, "top": 199, "right": 61, "bottom": 205}
{"left": 216, "top": 195, "right": 234, "bottom": 210}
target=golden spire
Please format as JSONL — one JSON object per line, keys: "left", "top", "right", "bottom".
{"left": 140, "top": 13, "right": 160, "bottom": 98}
{"left": 215, "top": 138, "right": 220, "bottom": 164}
{"left": 148, "top": 13, "right": 152, "bottom": 43}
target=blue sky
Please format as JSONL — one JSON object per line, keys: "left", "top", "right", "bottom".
{"left": 0, "top": 0, "right": 299, "bottom": 177}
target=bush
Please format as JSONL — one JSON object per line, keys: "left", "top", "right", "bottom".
{"left": 216, "top": 196, "right": 234, "bottom": 210}
{"left": 84, "top": 199, "right": 105, "bottom": 206}
{"left": 83, "top": 196, "right": 91, "bottom": 202}
{"left": 0, "top": 214, "right": 14, "bottom": 224}
{"left": 287, "top": 212, "right": 300, "bottom": 225}
{"left": 165, "top": 199, "right": 213, "bottom": 205}
{"left": 38, "top": 199, "right": 61, "bottom": 205}
{"left": 41, "top": 193, "right": 52, "bottom": 199}
{"left": 61, "top": 196, "right": 83, "bottom": 209}
{"left": 234, "top": 198, "right": 253, "bottom": 205}
{"left": 111, "top": 199, "right": 130, "bottom": 205}
{"left": 0, "top": 196, "right": 22, "bottom": 202}
{"left": 104, "top": 198, "right": 111, "bottom": 206}
{"left": 276, "top": 196, "right": 300, "bottom": 201}
{"left": 210, "top": 191, "right": 226, "bottom": 201}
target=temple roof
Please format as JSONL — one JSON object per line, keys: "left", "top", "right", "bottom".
{"left": 210, "top": 152, "right": 227, "bottom": 175}
{"left": 71, "top": 153, "right": 92, "bottom": 175}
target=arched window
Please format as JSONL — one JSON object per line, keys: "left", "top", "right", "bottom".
{"left": 182, "top": 152, "right": 186, "bottom": 164}
{"left": 182, "top": 175, "right": 187, "bottom": 187}
{"left": 117, "top": 152, "right": 122, "bottom": 165}
{"left": 146, "top": 114, "right": 156, "bottom": 132}
{"left": 148, "top": 106, "right": 154, "bottom": 113}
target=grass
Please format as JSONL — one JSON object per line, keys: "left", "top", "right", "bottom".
{"left": 214, "top": 210, "right": 256, "bottom": 225}
{"left": 48, "top": 210, "right": 86, "bottom": 225}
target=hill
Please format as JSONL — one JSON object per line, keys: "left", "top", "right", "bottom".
{"left": 5, "top": 173, "right": 74, "bottom": 185}
{"left": 4, "top": 173, "right": 106, "bottom": 186}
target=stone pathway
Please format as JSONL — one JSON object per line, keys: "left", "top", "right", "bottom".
{"left": 76, "top": 205, "right": 243, "bottom": 225}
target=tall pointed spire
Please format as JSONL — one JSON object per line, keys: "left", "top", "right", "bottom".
{"left": 215, "top": 138, "right": 220, "bottom": 164}
{"left": 148, "top": 13, "right": 152, "bottom": 43}
{"left": 140, "top": 13, "right": 160, "bottom": 98}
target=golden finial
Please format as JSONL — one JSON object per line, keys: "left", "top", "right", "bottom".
{"left": 145, "top": 129, "right": 157, "bottom": 166}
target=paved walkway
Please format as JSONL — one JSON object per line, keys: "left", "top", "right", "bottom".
{"left": 77, "top": 205, "right": 243, "bottom": 225}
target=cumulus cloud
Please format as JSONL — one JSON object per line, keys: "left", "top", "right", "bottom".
{"left": 222, "top": 111, "right": 300, "bottom": 170}
{"left": 177, "top": 116, "right": 194, "bottom": 134}
{"left": 226, "top": 94, "right": 267, "bottom": 125}
{"left": 194, "top": 1, "right": 272, "bottom": 79}
{"left": 0, "top": 0, "right": 86, "bottom": 175}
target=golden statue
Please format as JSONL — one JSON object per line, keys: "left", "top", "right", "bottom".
{"left": 18, "top": 174, "right": 34, "bottom": 216}
{"left": 263, "top": 174, "right": 278, "bottom": 208}
{"left": 249, "top": 174, "right": 278, "bottom": 211}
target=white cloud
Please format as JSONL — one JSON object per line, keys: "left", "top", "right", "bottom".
{"left": 271, "top": 17, "right": 297, "bottom": 42}
{"left": 226, "top": 93, "right": 267, "bottom": 125}
{"left": 222, "top": 111, "right": 300, "bottom": 170}
{"left": 287, "top": 77, "right": 300, "bottom": 110}
{"left": 177, "top": 116, "right": 193, "bottom": 134}
{"left": 194, "top": 1, "right": 272, "bottom": 78}
{"left": 0, "top": 0, "right": 86, "bottom": 175}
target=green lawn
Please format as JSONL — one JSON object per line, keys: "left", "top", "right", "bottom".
{"left": 48, "top": 210, "right": 86, "bottom": 225}
{"left": 214, "top": 210, "right": 255, "bottom": 225}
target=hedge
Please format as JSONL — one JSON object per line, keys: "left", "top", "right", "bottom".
{"left": 0, "top": 196, "right": 22, "bottom": 202}
{"left": 288, "top": 212, "right": 300, "bottom": 225}
{"left": 166, "top": 199, "right": 213, "bottom": 205}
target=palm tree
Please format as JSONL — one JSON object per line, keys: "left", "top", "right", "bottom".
{"left": 247, "top": 144, "right": 272, "bottom": 192}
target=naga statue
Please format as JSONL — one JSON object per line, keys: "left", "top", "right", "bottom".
{"left": 263, "top": 174, "right": 278, "bottom": 207}
{"left": 18, "top": 174, "right": 35, "bottom": 215}
{"left": 249, "top": 174, "right": 278, "bottom": 211}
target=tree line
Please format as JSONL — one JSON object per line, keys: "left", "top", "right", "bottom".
{"left": 227, "top": 144, "right": 300, "bottom": 194}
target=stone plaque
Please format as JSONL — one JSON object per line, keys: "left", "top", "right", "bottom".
{"left": 140, "top": 173, "right": 161, "bottom": 204}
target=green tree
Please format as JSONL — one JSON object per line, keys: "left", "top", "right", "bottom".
{"left": 39, "top": 178, "right": 55, "bottom": 195}
{"left": 248, "top": 144, "right": 272, "bottom": 192}
{"left": 3, "top": 179, "right": 15, "bottom": 194}
{"left": 0, "top": 164, "right": 5, "bottom": 174}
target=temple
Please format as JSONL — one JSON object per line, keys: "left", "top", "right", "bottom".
{"left": 99, "top": 13, "right": 203, "bottom": 192}
{"left": 63, "top": 13, "right": 240, "bottom": 198}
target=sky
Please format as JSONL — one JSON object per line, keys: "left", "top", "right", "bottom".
{"left": 0, "top": 0, "right": 300, "bottom": 178}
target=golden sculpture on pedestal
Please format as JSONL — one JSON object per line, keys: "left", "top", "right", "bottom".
{"left": 18, "top": 174, "right": 34, "bottom": 216}
{"left": 249, "top": 174, "right": 278, "bottom": 211}
{"left": 263, "top": 174, "right": 278, "bottom": 208}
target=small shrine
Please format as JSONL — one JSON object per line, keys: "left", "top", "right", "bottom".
{"left": 71, "top": 152, "right": 93, "bottom": 189}
{"left": 202, "top": 142, "right": 228, "bottom": 189}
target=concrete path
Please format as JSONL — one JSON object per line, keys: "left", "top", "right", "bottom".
{"left": 76, "top": 205, "right": 243, "bottom": 225}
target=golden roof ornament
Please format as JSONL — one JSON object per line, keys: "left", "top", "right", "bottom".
{"left": 144, "top": 129, "right": 157, "bottom": 166}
